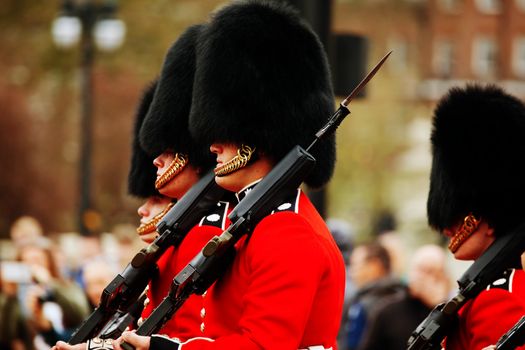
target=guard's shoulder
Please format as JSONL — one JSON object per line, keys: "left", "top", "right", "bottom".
{"left": 487, "top": 269, "right": 518, "bottom": 292}
{"left": 199, "top": 200, "right": 230, "bottom": 229}
{"left": 270, "top": 189, "right": 301, "bottom": 215}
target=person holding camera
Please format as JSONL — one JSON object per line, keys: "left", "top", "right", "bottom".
{"left": 18, "top": 238, "right": 90, "bottom": 349}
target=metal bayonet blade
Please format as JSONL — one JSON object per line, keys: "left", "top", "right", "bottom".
{"left": 341, "top": 50, "right": 392, "bottom": 107}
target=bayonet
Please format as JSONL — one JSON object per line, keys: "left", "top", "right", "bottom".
{"left": 342, "top": 50, "right": 392, "bottom": 107}
{"left": 310, "top": 50, "right": 392, "bottom": 150}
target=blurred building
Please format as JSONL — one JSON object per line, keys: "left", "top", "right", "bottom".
{"left": 419, "top": 0, "right": 525, "bottom": 99}
{"left": 335, "top": 0, "right": 525, "bottom": 100}
{"left": 332, "top": 0, "right": 525, "bottom": 244}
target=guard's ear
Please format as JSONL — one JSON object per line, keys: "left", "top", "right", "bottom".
{"left": 485, "top": 223, "right": 495, "bottom": 237}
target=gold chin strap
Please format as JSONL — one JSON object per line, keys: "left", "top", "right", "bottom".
{"left": 155, "top": 153, "right": 188, "bottom": 190}
{"left": 136, "top": 201, "right": 176, "bottom": 236}
{"left": 214, "top": 144, "right": 256, "bottom": 177}
{"left": 448, "top": 213, "right": 481, "bottom": 253}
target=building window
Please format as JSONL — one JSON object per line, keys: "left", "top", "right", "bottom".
{"left": 433, "top": 40, "right": 455, "bottom": 78}
{"left": 387, "top": 36, "right": 409, "bottom": 72}
{"left": 475, "top": 0, "right": 502, "bottom": 13}
{"left": 517, "top": 0, "right": 525, "bottom": 12}
{"left": 513, "top": 37, "right": 525, "bottom": 78}
{"left": 472, "top": 37, "right": 498, "bottom": 78}
{"left": 438, "top": 0, "right": 463, "bottom": 13}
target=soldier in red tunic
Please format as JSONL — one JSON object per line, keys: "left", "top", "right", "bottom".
{"left": 53, "top": 24, "right": 232, "bottom": 350}
{"left": 127, "top": 80, "right": 173, "bottom": 246}
{"left": 133, "top": 24, "right": 233, "bottom": 344}
{"left": 114, "top": 1, "right": 346, "bottom": 349}
{"left": 426, "top": 84, "right": 525, "bottom": 349}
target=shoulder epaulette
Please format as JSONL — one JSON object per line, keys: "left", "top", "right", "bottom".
{"left": 199, "top": 201, "right": 230, "bottom": 230}
{"left": 487, "top": 269, "right": 516, "bottom": 292}
{"left": 271, "top": 189, "right": 301, "bottom": 215}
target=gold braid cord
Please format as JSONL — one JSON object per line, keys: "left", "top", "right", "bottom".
{"left": 214, "top": 144, "right": 255, "bottom": 177}
{"left": 155, "top": 153, "right": 188, "bottom": 190}
{"left": 137, "top": 201, "right": 176, "bottom": 235}
{"left": 448, "top": 213, "right": 481, "bottom": 253}
{"left": 87, "top": 338, "right": 114, "bottom": 350}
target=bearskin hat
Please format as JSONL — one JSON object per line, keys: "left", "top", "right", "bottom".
{"left": 189, "top": 0, "right": 336, "bottom": 189}
{"left": 139, "top": 24, "right": 214, "bottom": 172}
{"left": 427, "top": 84, "right": 525, "bottom": 234}
{"left": 127, "top": 80, "right": 159, "bottom": 198}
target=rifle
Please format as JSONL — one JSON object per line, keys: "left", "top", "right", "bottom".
{"left": 407, "top": 223, "right": 525, "bottom": 350}
{"left": 495, "top": 315, "right": 525, "bottom": 350}
{"left": 97, "top": 293, "right": 147, "bottom": 339}
{"left": 120, "top": 52, "right": 392, "bottom": 350}
{"left": 68, "top": 171, "right": 225, "bottom": 344}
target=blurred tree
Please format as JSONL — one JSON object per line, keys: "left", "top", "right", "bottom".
{"left": 0, "top": 0, "right": 230, "bottom": 236}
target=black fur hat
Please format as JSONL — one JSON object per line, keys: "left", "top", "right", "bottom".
{"left": 139, "top": 24, "right": 214, "bottom": 172}
{"left": 189, "top": 0, "right": 336, "bottom": 189}
{"left": 427, "top": 84, "right": 525, "bottom": 234}
{"left": 128, "top": 80, "right": 159, "bottom": 198}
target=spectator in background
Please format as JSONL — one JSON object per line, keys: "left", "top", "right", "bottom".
{"left": 81, "top": 258, "right": 119, "bottom": 309}
{"left": 371, "top": 210, "right": 406, "bottom": 278}
{"left": 327, "top": 218, "right": 356, "bottom": 350}
{"left": 112, "top": 224, "right": 143, "bottom": 269}
{"left": 327, "top": 218, "right": 355, "bottom": 264}
{"left": 358, "top": 244, "right": 451, "bottom": 350}
{"left": 0, "top": 261, "right": 34, "bottom": 350}
{"left": 345, "top": 242, "right": 405, "bottom": 350}
{"left": 10, "top": 216, "right": 43, "bottom": 248}
{"left": 17, "top": 238, "right": 90, "bottom": 349}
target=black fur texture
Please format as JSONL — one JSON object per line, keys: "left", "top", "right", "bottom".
{"left": 189, "top": 0, "right": 336, "bottom": 189}
{"left": 128, "top": 80, "right": 159, "bottom": 198}
{"left": 139, "top": 24, "right": 214, "bottom": 173}
{"left": 427, "top": 84, "right": 525, "bottom": 234}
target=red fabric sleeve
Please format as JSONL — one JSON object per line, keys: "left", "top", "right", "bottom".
{"left": 460, "top": 288, "right": 525, "bottom": 349}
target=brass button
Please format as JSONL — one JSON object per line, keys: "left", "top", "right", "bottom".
{"left": 143, "top": 298, "right": 150, "bottom": 307}
{"left": 200, "top": 322, "right": 205, "bottom": 333}
{"left": 137, "top": 317, "right": 144, "bottom": 326}
{"left": 200, "top": 308, "right": 206, "bottom": 318}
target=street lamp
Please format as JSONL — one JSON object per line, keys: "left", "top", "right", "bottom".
{"left": 51, "top": 0, "right": 126, "bottom": 235}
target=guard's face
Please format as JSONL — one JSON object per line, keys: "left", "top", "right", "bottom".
{"left": 137, "top": 196, "right": 173, "bottom": 244}
{"left": 210, "top": 143, "right": 273, "bottom": 193}
{"left": 443, "top": 219, "right": 495, "bottom": 260}
{"left": 210, "top": 143, "right": 243, "bottom": 192}
{"left": 153, "top": 151, "right": 199, "bottom": 200}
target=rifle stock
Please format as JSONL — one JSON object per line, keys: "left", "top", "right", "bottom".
{"left": 97, "top": 293, "right": 147, "bottom": 340}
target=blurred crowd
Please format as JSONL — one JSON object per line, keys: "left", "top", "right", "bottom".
{"left": 0, "top": 213, "right": 453, "bottom": 350}
{"left": 0, "top": 216, "right": 140, "bottom": 350}
{"left": 328, "top": 214, "right": 454, "bottom": 350}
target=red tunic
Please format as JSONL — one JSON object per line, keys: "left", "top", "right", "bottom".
{"left": 445, "top": 269, "right": 525, "bottom": 350}
{"left": 141, "top": 201, "right": 231, "bottom": 341}
{"left": 168, "top": 189, "right": 346, "bottom": 350}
